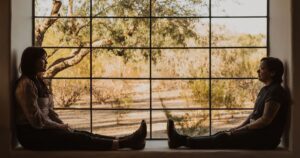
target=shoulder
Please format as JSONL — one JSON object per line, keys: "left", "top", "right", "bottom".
{"left": 16, "top": 76, "right": 37, "bottom": 92}
{"left": 265, "top": 83, "right": 288, "bottom": 103}
{"left": 268, "top": 84, "right": 285, "bottom": 95}
{"left": 17, "top": 76, "right": 33, "bottom": 85}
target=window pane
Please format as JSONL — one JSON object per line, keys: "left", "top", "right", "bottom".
{"left": 35, "top": 0, "right": 90, "bottom": 17}
{"left": 212, "top": 18, "right": 267, "bottom": 47}
{"left": 92, "top": 80, "right": 150, "bottom": 109}
{"left": 152, "top": 49, "right": 209, "bottom": 78}
{"left": 92, "top": 49, "right": 149, "bottom": 78}
{"left": 45, "top": 48, "right": 90, "bottom": 78}
{"left": 152, "top": 0, "right": 209, "bottom": 16}
{"left": 152, "top": 80, "right": 209, "bottom": 109}
{"left": 152, "top": 110, "right": 209, "bottom": 138}
{"left": 92, "top": 0, "right": 150, "bottom": 17}
{"left": 152, "top": 18, "right": 209, "bottom": 47}
{"left": 51, "top": 79, "right": 90, "bottom": 108}
{"left": 92, "top": 18, "right": 150, "bottom": 47}
{"left": 212, "top": 110, "right": 252, "bottom": 134}
{"left": 212, "top": 79, "right": 263, "bottom": 109}
{"left": 55, "top": 110, "right": 90, "bottom": 131}
{"left": 92, "top": 110, "right": 150, "bottom": 137}
{"left": 212, "top": 49, "right": 266, "bottom": 78}
{"left": 35, "top": 18, "right": 90, "bottom": 47}
{"left": 212, "top": 0, "right": 267, "bottom": 16}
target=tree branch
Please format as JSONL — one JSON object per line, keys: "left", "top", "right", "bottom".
{"left": 35, "top": 0, "right": 62, "bottom": 46}
{"left": 45, "top": 39, "right": 113, "bottom": 78}
{"left": 75, "top": 22, "right": 90, "bottom": 36}
{"left": 47, "top": 48, "right": 59, "bottom": 58}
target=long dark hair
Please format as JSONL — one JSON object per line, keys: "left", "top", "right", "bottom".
{"left": 20, "top": 47, "right": 47, "bottom": 76}
{"left": 261, "top": 57, "right": 284, "bottom": 84}
{"left": 19, "top": 47, "right": 50, "bottom": 97}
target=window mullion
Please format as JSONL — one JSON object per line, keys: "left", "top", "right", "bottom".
{"left": 90, "top": 0, "right": 93, "bottom": 133}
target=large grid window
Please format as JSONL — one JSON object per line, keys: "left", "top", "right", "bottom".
{"left": 34, "top": 0, "right": 268, "bottom": 139}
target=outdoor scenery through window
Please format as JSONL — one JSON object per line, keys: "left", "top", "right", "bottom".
{"left": 34, "top": 0, "right": 268, "bottom": 139}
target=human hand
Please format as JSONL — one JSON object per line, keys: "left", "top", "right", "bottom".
{"left": 229, "top": 127, "right": 238, "bottom": 132}
{"left": 224, "top": 131, "right": 232, "bottom": 135}
{"left": 67, "top": 126, "right": 74, "bottom": 132}
{"left": 227, "top": 127, "right": 241, "bottom": 135}
{"left": 214, "top": 130, "right": 232, "bottom": 136}
{"left": 58, "top": 124, "right": 72, "bottom": 132}
{"left": 60, "top": 124, "right": 68, "bottom": 130}
{"left": 229, "top": 125, "right": 249, "bottom": 134}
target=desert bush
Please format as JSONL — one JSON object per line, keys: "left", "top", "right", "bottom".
{"left": 52, "top": 80, "right": 88, "bottom": 108}
{"left": 93, "top": 80, "right": 134, "bottom": 124}
{"left": 160, "top": 96, "right": 208, "bottom": 136}
{"left": 92, "top": 85, "right": 114, "bottom": 105}
{"left": 188, "top": 80, "right": 209, "bottom": 105}
{"left": 172, "top": 111, "right": 209, "bottom": 136}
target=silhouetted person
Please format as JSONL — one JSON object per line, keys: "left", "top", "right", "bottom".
{"left": 15, "top": 47, "right": 147, "bottom": 150}
{"left": 168, "top": 57, "right": 290, "bottom": 149}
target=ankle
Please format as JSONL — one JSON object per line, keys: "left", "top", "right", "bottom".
{"left": 118, "top": 135, "right": 146, "bottom": 149}
{"left": 168, "top": 129, "right": 188, "bottom": 148}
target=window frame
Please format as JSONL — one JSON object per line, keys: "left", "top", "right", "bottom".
{"left": 32, "top": 0, "right": 269, "bottom": 140}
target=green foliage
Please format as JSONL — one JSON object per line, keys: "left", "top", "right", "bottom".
{"left": 212, "top": 49, "right": 266, "bottom": 77}
{"left": 164, "top": 110, "right": 209, "bottom": 136}
{"left": 93, "top": 0, "right": 150, "bottom": 16}
{"left": 160, "top": 96, "right": 208, "bottom": 136}
{"left": 153, "top": 0, "right": 208, "bottom": 16}
{"left": 171, "top": 111, "right": 209, "bottom": 136}
{"left": 112, "top": 97, "right": 132, "bottom": 125}
{"left": 188, "top": 80, "right": 209, "bottom": 105}
{"left": 238, "top": 34, "right": 266, "bottom": 46}
{"left": 152, "top": 18, "right": 207, "bottom": 47}
{"left": 212, "top": 81, "right": 241, "bottom": 109}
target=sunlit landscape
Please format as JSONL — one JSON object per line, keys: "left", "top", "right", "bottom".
{"left": 35, "top": 0, "right": 267, "bottom": 138}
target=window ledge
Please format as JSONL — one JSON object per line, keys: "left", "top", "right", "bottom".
{"left": 12, "top": 141, "right": 291, "bottom": 158}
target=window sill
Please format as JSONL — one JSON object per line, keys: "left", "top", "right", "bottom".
{"left": 12, "top": 141, "right": 291, "bottom": 158}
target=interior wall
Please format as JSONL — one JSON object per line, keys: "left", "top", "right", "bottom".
{"left": 291, "top": 0, "right": 300, "bottom": 156}
{"left": 269, "top": 0, "right": 293, "bottom": 149}
{"left": 270, "top": 0, "right": 292, "bottom": 86}
{"left": 11, "top": 0, "right": 31, "bottom": 78}
{"left": 0, "top": 0, "right": 11, "bottom": 157}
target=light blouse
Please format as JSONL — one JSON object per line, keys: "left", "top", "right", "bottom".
{"left": 15, "top": 75, "right": 63, "bottom": 129}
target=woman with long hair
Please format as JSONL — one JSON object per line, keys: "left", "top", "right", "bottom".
{"left": 15, "top": 47, "right": 147, "bottom": 150}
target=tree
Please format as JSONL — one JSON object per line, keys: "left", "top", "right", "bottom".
{"left": 36, "top": 0, "right": 208, "bottom": 78}
{"left": 36, "top": 0, "right": 210, "bottom": 109}
{"left": 37, "top": 0, "right": 265, "bottom": 78}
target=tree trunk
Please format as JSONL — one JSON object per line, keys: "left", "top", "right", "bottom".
{"left": 35, "top": 0, "right": 62, "bottom": 46}
{"left": 68, "top": 0, "right": 73, "bottom": 16}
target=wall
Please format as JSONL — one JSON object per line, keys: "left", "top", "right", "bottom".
{"left": 269, "top": 0, "right": 293, "bottom": 149}
{"left": 0, "top": 0, "right": 11, "bottom": 157}
{"left": 11, "top": 0, "right": 31, "bottom": 77}
{"left": 291, "top": 0, "right": 300, "bottom": 156}
{"left": 1, "top": 0, "right": 299, "bottom": 157}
